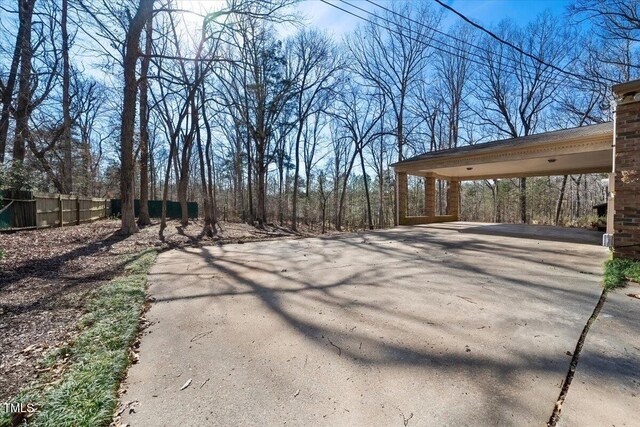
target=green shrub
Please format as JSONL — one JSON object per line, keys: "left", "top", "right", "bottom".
{"left": 603, "top": 258, "right": 640, "bottom": 290}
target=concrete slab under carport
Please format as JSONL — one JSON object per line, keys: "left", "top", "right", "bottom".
{"left": 120, "top": 223, "right": 638, "bottom": 426}
{"left": 429, "top": 221, "right": 604, "bottom": 245}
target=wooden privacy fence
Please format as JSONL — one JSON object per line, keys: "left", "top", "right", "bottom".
{"left": 0, "top": 190, "right": 110, "bottom": 231}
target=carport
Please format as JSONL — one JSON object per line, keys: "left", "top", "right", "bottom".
{"left": 393, "top": 79, "right": 640, "bottom": 260}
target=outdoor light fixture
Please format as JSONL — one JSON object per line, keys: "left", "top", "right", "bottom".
{"left": 548, "top": 159, "right": 557, "bottom": 163}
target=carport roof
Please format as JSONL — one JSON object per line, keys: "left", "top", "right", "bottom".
{"left": 392, "top": 122, "right": 614, "bottom": 180}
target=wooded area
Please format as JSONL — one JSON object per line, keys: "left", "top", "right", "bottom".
{"left": 0, "top": 0, "right": 637, "bottom": 236}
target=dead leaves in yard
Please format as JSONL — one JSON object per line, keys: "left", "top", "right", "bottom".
{"left": 0, "top": 219, "right": 323, "bottom": 402}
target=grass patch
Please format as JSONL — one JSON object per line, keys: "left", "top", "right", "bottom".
{"left": 603, "top": 257, "right": 640, "bottom": 290}
{"left": 1, "top": 249, "right": 158, "bottom": 427}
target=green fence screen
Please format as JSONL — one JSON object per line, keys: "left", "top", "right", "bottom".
{"left": 0, "top": 190, "right": 35, "bottom": 230}
{"left": 110, "top": 199, "right": 198, "bottom": 219}
{"left": 0, "top": 204, "right": 11, "bottom": 230}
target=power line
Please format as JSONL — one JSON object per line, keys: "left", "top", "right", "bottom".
{"left": 432, "top": 0, "right": 616, "bottom": 85}
{"left": 347, "top": 0, "right": 569, "bottom": 86}
{"left": 362, "top": 0, "right": 570, "bottom": 81}
{"left": 325, "top": 0, "right": 529, "bottom": 79}
{"left": 319, "top": 0, "right": 574, "bottom": 89}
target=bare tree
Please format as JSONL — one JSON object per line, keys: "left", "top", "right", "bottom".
{"left": 434, "top": 24, "right": 473, "bottom": 149}
{"left": 0, "top": 1, "right": 28, "bottom": 163}
{"left": 137, "top": 15, "right": 153, "bottom": 226}
{"left": 474, "top": 13, "right": 575, "bottom": 223}
{"left": 328, "top": 118, "right": 350, "bottom": 230}
{"left": 349, "top": 2, "right": 441, "bottom": 163}
{"left": 74, "top": 77, "right": 109, "bottom": 196}
{"left": 227, "top": 19, "right": 295, "bottom": 226}
{"left": 367, "top": 106, "right": 392, "bottom": 228}
{"left": 561, "top": 1, "right": 640, "bottom": 124}
{"left": 61, "top": 0, "right": 73, "bottom": 193}
{"left": 12, "top": 0, "right": 38, "bottom": 166}
{"left": 118, "top": 0, "right": 154, "bottom": 233}
{"left": 199, "top": 81, "right": 220, "bottom": 236}
{"left": 302, "top": 111, "right": 329, "bottom": 223}
{"left": 332, "top": 85, "right": 385, "bottom": 231}
{"left": 317, "top": 169, "right": 332, "bottom": 233}
{"left": 287, "top": 29, "right": 342, "bottom": 230}
{"left": 9, "top": 0, "right": 61, "bottom": 189}
{"left": 570, "top": 0, "right": 640, "bottom": 81}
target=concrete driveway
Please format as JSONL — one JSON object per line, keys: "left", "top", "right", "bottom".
{"left": 121, "top": 223, "right": 639, "bottom": 426}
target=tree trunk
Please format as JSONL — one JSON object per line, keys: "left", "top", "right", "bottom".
{"left": 83, "top": 131, "right": 91, "bottom": 195}
{"left": 195, "top": 99, "right": 212, "bottom": 237}
{"left": 150, "top": 140, "right": 156, "bottom": 200}
{"left": 13, "top": 0, "right": 36, "bottom": 167}
{"left": 178, "top": 127, "right": 193, "bottom": 226}
{"left": 277, "top": 149, "right": 284, "bottom": 225}
{"left": 333, "top": 163, "right": 339, "bottom": 230}
{"left": 494, "top": 179, "right": 502, "bottom": 223}
{"left": 61, "top": 0, "right": 73, "bottom": 193}
{"left": 574, "top": 175, "right": 583, "bottom": 218}
{"left": 234, "top": 129, "right": 243, "bottom": 219}
{"left": 392, "top": 106, "right": 404, "bottom": 227}
{"left": 397, "top": 109, "right": 403, "bottom": 162}
{"left": 201, "top": 96, "right": 218, "bottom": 234}
{"left": 319, "top": 176, "right": 326, "bottom": 234}
{"left": 359, "top": 147, "right": 373, "bottom": 229}
{"left": 160, "top": 141, "right": 175, "bottom": 239}
{"left": 137, "top": 16, "right": 152, "bottom": 226}
{"left": 519, "top": 177, "right": 527, "bottom": 224}
{"left": 158, "top": 114, "right": 183, "bottom": 238}
{"left": 119, "top": 0, "right": 154, "bottom": 234}
{"left": 555, "top": 175, "right": 568, "bottom": 226}
{"left": 377, "top": 136, "right": 384, "bottom": 228}
{"left": 291, "top": 123, "right": 303, "bottom": 231}
{"left": 178, "top": 164, "right": 189, "bottom": 226}
{"left": 0, "top": 0, "right": 26, "bottom": 163}
{"left": 336, "top": 149, "right": 359, "bottom": 231}
{"left": 256, "top": 153, "right": 266, "bottom": 225}
{"left": 245, "top": 131, "right": 254, "bottom": 223}
{"left": 172, "top": 144, "right": 180, "bottom": 194}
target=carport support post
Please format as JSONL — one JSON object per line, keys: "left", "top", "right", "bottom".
{"left": 424, "top": 175, "right": 436, "bottom": 217}
{"left": 606, "top": 172, "right": 614, "bottom": 238}
{"left": 396, "top": 171, "right": 408, "bottom": 225}
{"left": 611, "top": 80, "right": 640, "bottom": 260}
{"left": 447, "top": 179, "right": 460, "bottom": 220}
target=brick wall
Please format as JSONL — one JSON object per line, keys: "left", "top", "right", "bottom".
{"left": 613, "top": 82, "right": 640, "bottom": 260}
{"left": 447, "top": 180, "right": 460, "bottom": 220}
{"left": 424, "top": 176, "right": 436, "bottom": 217}
{"left": 396, "top": 172, "right": 408, "bottom": 224}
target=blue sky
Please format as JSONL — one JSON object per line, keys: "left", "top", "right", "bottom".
{"left": 299, "top": 0, "right": 570, "bottom": 38}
